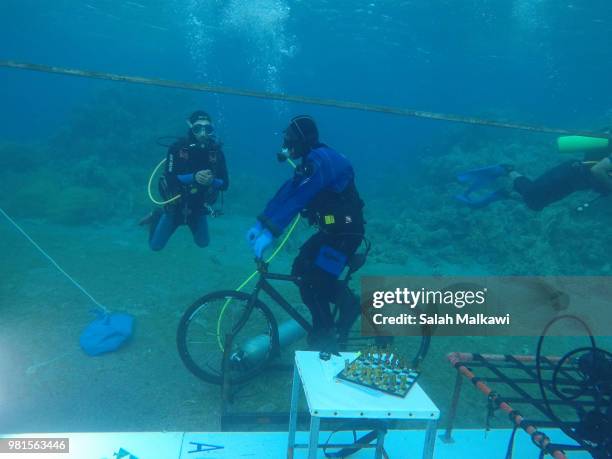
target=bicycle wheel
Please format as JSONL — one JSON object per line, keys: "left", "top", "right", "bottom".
{"left": 177, "top": 290, "right": 279, "bottom": 385}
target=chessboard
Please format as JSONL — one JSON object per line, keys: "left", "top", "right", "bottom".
{"left": 335, "top": 347, "right": 420, "bottom": 398}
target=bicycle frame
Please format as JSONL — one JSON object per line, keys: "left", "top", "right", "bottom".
{"left": 228, "top": 260, "right": 359, "bottom": 360}
{"left": 246, "top": 263, "right": 313, "bottom": 336}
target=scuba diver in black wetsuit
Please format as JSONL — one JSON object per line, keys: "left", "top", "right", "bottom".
{"left": 510, "top": 155, "right": 612, "bottom": 211}
{"left": 246, "top": 116, "right": 366, "bottom": 349}
{"left": 142, "top": 111, "right": 229, "bottom": 250}
{"left": 456, "top": 133, "right": 612, "bottom": 211}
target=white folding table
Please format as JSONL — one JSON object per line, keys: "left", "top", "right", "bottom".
{"left": 287, "top": 351, "right": 440, "bottom": 459}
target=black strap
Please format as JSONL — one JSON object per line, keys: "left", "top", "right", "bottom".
{"left": 323, "top": 428, "right": 385, "bottom": 458}
{"left": 519, "top": 419, "right": 531, "bottom": 431}
{"left": 531, "top": 430, "right": 552, "bottom": 451}
{"left": 508, "top": 409, "right": 522, "bottom": 423}
{"left": 488, "top": 392, "right": 507, "bottom": 410}
{"left": 542, "top": 442, "right": 567, "bottom": 458}
{"left": 505, "top": 423, "right": 520, "bottom": 459}
{"left": 486, "top": 391, "right": 501, "bottom": 431}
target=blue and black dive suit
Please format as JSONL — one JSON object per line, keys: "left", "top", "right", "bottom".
{"left": 150, "top": 134, "right": 229, "bottom": 251}
{"left": 258, "top": 143, "right": 365, "bottom": 342}
{"left": 513, "top": 149, "right": 612, "bottom": 211}
{"left": 458, "top": 149, "right": 612, "bottom": 210}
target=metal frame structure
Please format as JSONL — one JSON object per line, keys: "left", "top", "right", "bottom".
{"left": 442, "top": 352, "right": 604, "bottom": 459}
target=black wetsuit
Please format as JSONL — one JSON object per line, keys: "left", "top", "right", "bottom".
{"left": 291, "top": 181, "right": 365, "bottom": 341}
{"left": 514, "top": 156, "right": 610, "bottom": 211}
{"left": 162, "top": 135, "right": 229, "bottom": 204}
{"left": 150, "top": 134, "right": 229, "bottom": 250}
{"left": 257, "top": 144, "right": 365, "bottom": 343}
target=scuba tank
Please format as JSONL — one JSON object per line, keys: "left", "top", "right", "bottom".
{"left": 230, "top": 319, "right": 307, "bottom": 366}
{"left": 557, "top": 136, "right": 609, "bottom": 154}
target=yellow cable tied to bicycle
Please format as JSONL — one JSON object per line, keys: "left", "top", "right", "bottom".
{"left": 216, "top": 157, "right": 299, "bottom": 351}
{"left": 215, "top": 215, "right": 301, "bottom": 351}
{"left": 147, "top": 158, "right": 181, "bottom": 205}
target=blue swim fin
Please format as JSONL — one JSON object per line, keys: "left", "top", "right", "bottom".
{"left": 455, "top": 189, "right": 510, "bottom": 209}
{"left": 457, "top": 164, "right": 510, "bottom": 189}
{"left": 455, "top": 164, "right": 512, "bottom": 209}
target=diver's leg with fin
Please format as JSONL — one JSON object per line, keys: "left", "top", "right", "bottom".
{"left": 329, "top": 235, "right": 365, "bottom": 345}
{"left": 455, "top": 164, "right": 514, "bottom": 208}
{"left": 456, "top": 164, "right": 512, "bottom": 187}
{"left": 513, "top": 160, "right": 591, "bottom": 211}
{"left": 334, "top": 282, "right": 361, "bottom": 345}
{"left": 149, "top": 210, "right": 177, "bottom": 251}
{"left": 292, "top": 234, "right": 338, "bottom": 350}
{"left": 146, "top": 208, "right": 162, "bottom": 236}
{"left": 455, "top": 189, "right": 511, "bottom": 209}
{"left": 189, "top": 211, "right": 210, "bottom": 248}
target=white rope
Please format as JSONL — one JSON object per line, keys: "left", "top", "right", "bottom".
{"left": 0, "top": 207, "right": 109, "bottom": 314}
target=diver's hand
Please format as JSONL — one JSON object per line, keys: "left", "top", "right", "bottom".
{"left": 253, "top": 229, "right": 273, "bottom": 259}
{"left": 247, "top": 221, "right": 263, "bottom": 246}
{"left": 591, "top": 157, "right": 612, "bottom": 192}
{"left": 195, "top": 169, "right": 213, "bottom": 186}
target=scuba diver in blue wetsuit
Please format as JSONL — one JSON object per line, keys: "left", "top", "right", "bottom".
{"left": 141, "top": 111, "right": 229, "bottom": 250}
{"left": 455, "top": 134, "right": 612, "bottom": 211}
{"left": 247, "top": 116, "right": 366, "bottom": 349}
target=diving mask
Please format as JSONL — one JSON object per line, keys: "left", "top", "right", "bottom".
{"left": 192, "top": 123, "right": 214, "bottom": 136}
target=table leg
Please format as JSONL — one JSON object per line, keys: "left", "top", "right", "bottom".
{"left": 308, "top": 416, "right": 321, "bottom": 459}
{"left": 375, "top": 428, "right": 386, "bottom": 459}
{"left": 287, "top": 366, "right": 300, "bottom": 459}
{"left": 441, "top": 370, "right": 463, "bottom": 443}
{"left": 422, "top": 419, "right": 438, "bottom": 459}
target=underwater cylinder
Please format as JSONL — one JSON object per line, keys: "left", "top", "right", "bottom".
{"left": 557, "top": 136, "right": 609, "bottom": 153}
{"left": 231, "top": 319, "right": 307, "bottom": 366}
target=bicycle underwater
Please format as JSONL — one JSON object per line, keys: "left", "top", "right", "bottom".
{"left": 177, "top": 251, "right": 361, "bottom": 385}
{"left": 177, "top": 250, "right": 431, "bottom": 386}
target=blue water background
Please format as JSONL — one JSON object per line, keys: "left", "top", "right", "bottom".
{"left": 2, "top": 0, "right": 612, "bottom": 168}
{"left": 1, "top": 0, "right": 611, "bottom": 435}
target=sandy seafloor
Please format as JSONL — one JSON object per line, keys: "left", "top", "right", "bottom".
{"left": 2, "top": 211, "right": 609, "bottom": 434}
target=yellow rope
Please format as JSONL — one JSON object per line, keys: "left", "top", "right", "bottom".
{"left": 215, "top": 158, "right": 300, "bottom": 351}
{"left": 148, "top": 155, "right": 293, "bottom": 208}
{"left": 147, "top": 158, "right": 181, "bottom": 205}
{"left": 215, "top": 215, "right": 301, "bottom": 351}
